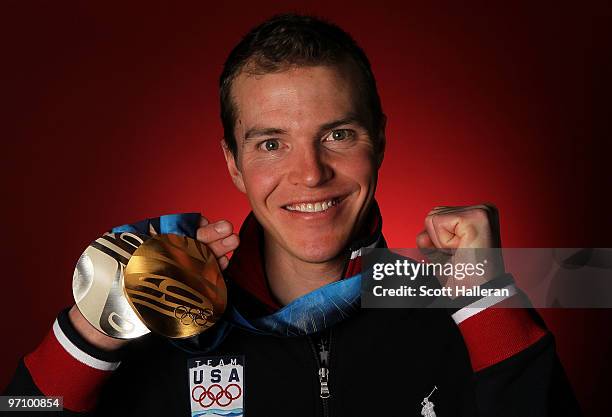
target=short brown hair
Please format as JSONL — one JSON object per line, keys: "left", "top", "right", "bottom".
{"left": 219, "top": 13, "right": 384, "bottom": 156}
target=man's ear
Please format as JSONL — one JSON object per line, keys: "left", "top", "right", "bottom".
{"left": 375, "top": 114, "right": 387, "bottom": 169}
{"left": 221, "top": 139, "right": 246, "bottom": 194}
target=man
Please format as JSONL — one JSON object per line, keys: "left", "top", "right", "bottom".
{"left": 4, "top": 14, "right": 580, "bottom": 416}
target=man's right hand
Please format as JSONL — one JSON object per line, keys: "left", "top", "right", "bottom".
{"left": 70, "top": 215, "right": 240, "bottom": 351}
{"left": 195, "top": 216, "right": 240, "bottom": 271}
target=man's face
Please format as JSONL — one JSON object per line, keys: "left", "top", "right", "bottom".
{"left": 224, "top": 65, "right": 384, "bottom": 264}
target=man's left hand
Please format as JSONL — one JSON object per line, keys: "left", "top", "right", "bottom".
{"left": 416, "top": 204, "right": 505, "bottom": 291}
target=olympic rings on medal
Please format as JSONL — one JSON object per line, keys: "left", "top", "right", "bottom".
{"left": 191, "top": 384, "right": 242, "bottom": 408}
{"left": 174, "top": 305, "right": 213, "bottom": 326}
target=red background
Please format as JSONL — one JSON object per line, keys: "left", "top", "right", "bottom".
{"left": 1, "top": 1, "right": 610, "bottom": 414}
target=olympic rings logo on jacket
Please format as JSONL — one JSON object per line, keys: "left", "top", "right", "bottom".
{"left": 191, "top": 384, "right": 242, "bottom": 408}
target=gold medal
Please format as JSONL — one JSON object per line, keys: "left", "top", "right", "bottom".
{"left": 123, "top": 234, "right": 227, "bottom": 338}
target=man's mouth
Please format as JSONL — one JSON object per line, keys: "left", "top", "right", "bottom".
{"left": 283, "top": 197, "right": 342, "bottom": 213}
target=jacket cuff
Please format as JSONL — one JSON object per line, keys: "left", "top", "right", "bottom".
{"left": 451, "top": 278, "right": 547, "bottom": 372}
{"left": 24, "top": 308, "right": 121, "bottom": 412}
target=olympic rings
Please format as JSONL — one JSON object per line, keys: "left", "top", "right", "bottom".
{"left": 191, "top": 383, "right": 242, "bottom": 408}
{"left": 174, "top": 305, "right": 213, "bottom": 326}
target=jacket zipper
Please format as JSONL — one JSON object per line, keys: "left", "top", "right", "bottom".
{"left": 309, "top": 329, "right": 332, "bottom": 417}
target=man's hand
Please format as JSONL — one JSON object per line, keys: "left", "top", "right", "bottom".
{"left": 416, "top": 204, "right": 505, "bottom": 292}
{"left": 195, "top": 216, "right": 240, "bottom": 270}
{"left": 70, "top": 215, "right": 240, "bottom": 351}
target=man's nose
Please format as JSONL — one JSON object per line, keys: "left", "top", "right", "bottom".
{"left": 287, "top": 145, "right": 333, "bottom": 187}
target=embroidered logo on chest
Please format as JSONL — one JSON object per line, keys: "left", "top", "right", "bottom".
{"left": 188, "top": 355, "right": 245, "bottom": 417}
{"left": 420, "top": 385, "right": 438, "bottom": 417}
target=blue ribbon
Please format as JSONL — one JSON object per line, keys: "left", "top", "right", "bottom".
{"left": 111, "top": 212, "right": 201, "bottom": 237}
{"left": 227, "top": 275, "right": 361, "bottom": 337}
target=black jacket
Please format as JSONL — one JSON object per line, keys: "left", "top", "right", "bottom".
{"left": 3, "top": 212, "right": 581, "bottom": 416}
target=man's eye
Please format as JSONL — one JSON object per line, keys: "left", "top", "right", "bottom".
{"left": 260, "top": 139, "right": 280, "bottom": 151}
{"left": 327, "top": 129, "right": 354, "bottom": 141}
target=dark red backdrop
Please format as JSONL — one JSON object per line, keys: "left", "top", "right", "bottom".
{"left": 1, "top": 1, "right": 610, "bottom": 415}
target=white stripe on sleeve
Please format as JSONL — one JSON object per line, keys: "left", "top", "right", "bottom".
{"left": 451, "top": 284, "right": 518, "bottom": 325}
{"left": 52, "top": 319, "right": 121, "bottom": 371}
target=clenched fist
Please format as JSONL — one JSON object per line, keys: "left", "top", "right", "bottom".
{"left": 416, "top": 204, "right": 505, "bottom": 292}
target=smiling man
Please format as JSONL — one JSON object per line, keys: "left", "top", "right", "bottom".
{"left": 4, "top": 14, "right": 580, "bottom": 416}
{"left": 224, "top": 63, "right": 382, "bottom": 305}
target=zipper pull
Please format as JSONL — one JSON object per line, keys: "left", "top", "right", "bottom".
{"left": 318, "top": 367, "right": 330, "bottom": 399}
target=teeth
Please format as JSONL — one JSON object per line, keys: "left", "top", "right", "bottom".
{"left": 286, "top": 199, "right": 338, "bottom": 213}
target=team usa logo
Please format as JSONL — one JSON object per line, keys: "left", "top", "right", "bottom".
{"left": 188, "top": 355, "right": 245, "bottom": 417}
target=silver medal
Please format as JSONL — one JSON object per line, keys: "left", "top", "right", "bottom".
{"left": 72, "top": 232, "right": 151, "bottom": 339}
